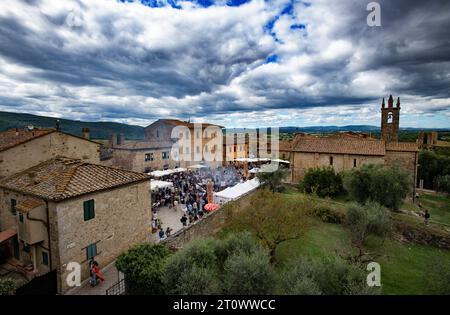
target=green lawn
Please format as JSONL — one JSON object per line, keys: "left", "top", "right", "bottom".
{"left": 418, "top": 193, "right": 450, "bottom": 226}
{"left": 275, "top": 219, "right": 450, "bottom": 294}
{"left": 221, "top": 189, "right": 450, "bottom": 295}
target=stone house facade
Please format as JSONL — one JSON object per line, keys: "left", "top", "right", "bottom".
{"left": 0, "top": 157, "right": 150, "bottom": 294}
{"left": 0, "top": 128, "right": 101, "bottom": 178}
{"left": 284, "top": 96, "right": 419, "bottom": 199}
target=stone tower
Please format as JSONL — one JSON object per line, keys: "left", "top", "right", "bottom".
{"left": 381, "top": 95, "right": 400, "bottom": 142}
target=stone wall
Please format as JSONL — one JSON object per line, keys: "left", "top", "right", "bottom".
{"left": 0, "top": 132, "right": 100, "bottom": 178}
{"left": 105, "top": 147, "right": 177, "bottom": 173}
{"left": 291, "top": 151, "right": 384, "bottom": 183}
{"left": 163, "top": 191, "right": 254, "bottom": 249}
{"left": 53, "top": 180, "right": 151, "bottom": 293}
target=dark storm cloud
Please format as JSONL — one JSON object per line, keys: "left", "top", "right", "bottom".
{"left": 0, "top": 0, "right": 448, "bottom": 126}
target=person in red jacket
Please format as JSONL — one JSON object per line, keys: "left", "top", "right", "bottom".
{"left": 91, "top": 261, "right": 105, "bottom": 283}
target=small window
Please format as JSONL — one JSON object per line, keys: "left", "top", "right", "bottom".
{"left": 353, "top": 159, "right": 357, "bottom": 167}
{"left": 145, "top": 153, "right": 154, "bottom": 162}
{"left": 86, "top": 243, "right": 97, "bottom": 260}
{"left": 162, "top": 151, "right": 169, "bottom": 160}
{"left": 10, "top": 199, "right": 16, "bottom": 215}
{"left": 156, "top": 130, "right": 159, "bottom": 138}
{"left": 83, "top": 200, "right": 95, "bottom": 221}
{"left": 19, "top": 212, "right": 24, "bottom": 223}
{"left": 42, "top": 251, "right": 49, "bottom": 266}
{"left": 329, "top": 156, "right": 333, "bottom": 166}
{"left": 387, "top": 112, "right": 393, "bottom": 124}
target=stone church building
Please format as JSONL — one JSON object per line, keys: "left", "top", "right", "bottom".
{"left": 284, "top": 95, "right": 419, "bottom": 199}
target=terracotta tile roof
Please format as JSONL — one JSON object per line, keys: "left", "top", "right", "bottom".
{"left": 291, "top": 137, "right": 386, "bottom": 156}
{"left": 385, "top": 142, "right": 419, "bottom": 152}
{"left": 0, "top": 128, "right": 56, "bottom": 152}
{"left": 0, "top": 228, "right": 17, "bottom": 243}
{"left": 0, "top": 157, "right": 150, "bottom": 201}
{"left": 16, "top": 198, "right": 45, "bottom": 212}
{"left": 278, "top": 140, "right": 292, "bottom": 151}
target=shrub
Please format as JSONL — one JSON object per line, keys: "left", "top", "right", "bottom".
{"left": 345, "top": 202, "right": 392, "bottom": 248}
{"left": 310, "top": 206, "right": 344, "bottom": 224}
{"left": 163, "top": 239, "right": 220, "bottom": 295}
{"left": 343, "top": 164, "right": 410, "bottom": 211}
{"left": 115, "top": 243, "right": 171, "bottom": 295}
{"left": 300, "top": 167, "right": 343, "bottom": 198}
{"left": 222, "top": 248, "right": 275, "bottom": 295}
{"left": 257, "top": 168, "right": 289, "bottom": 193}
{"left": 0, "top": 278, "right": 15, "bottom": 295}
{"left": 435, "top": 175, "right": 450, "bottom": 194}
{"left": 279, "top": 257, "right": 380, "bottom": 295}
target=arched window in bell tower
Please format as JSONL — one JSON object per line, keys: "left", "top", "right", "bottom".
{"left": 387, "top": 112, "right": 393, "bottom": 124}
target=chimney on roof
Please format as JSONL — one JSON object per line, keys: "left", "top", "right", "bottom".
{"left": 117, "top": 133, "right": 125, "bottom": 145}
{"left": 396, "top": 97, "right": 400, "bottom": 108}
{"left": 82, "top": 127, "right": 90, "bottom": 140}
{"left": 110, "top": 133, "right": 118, "bottom": 147}
{"left": 381, "top": 97, "right": 385, "bottom": 108}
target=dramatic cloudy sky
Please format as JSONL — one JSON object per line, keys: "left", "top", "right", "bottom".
{"left": 0, "top": 0, "right": 449, "bottom": 128}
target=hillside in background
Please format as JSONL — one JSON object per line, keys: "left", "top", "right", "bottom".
{"left": 1, "top": 111, "right": 448, "bottom": 141}
{"left": 0, "top": 111, "right": 145, "bottom": 140}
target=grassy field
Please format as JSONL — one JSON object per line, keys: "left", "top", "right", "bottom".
{"left": 221, "top": 188, "right": 450, "bottom": 295}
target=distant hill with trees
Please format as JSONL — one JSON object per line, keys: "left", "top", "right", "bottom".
{"left": 0, "top": 111, "right": 145, "bottom": 140}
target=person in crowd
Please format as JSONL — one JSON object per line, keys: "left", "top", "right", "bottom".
{"left": 180, "top": 214, "right": 188, "bottom": 227}
{"left": 159, "top": 228, "right": 166, "bottom": 241}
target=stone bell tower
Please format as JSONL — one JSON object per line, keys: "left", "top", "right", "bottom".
{"left": 381, "top": 95, "right": 400, "bottom": 142}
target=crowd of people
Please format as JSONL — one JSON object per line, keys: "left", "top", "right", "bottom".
{"left": 151, "top": 166, "right": 247, "bottom": 241}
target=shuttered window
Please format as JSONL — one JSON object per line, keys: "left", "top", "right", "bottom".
{"left": 86, "top": 243, "right": 97, "bottom": 260}
{"left": 83, "top": 199, "right": 95, "bottom": 221}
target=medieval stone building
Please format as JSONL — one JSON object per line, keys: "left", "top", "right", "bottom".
{"left": 284, "top": 96, "right": 418, "bottom": 199}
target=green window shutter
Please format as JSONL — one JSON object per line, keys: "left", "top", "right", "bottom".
{"left": 83, "top": 200, "right": 95, "bottom": 221}
{"left": 86, "top": 243, "right": 97, "bottom": 260}
{"left": 42, "top": 251, "right": 49, "bottom": 266}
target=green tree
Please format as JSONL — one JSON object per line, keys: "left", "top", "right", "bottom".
{"left": 300, "top": 167, "right": 343, "bottom": 197}
{"left": 257, "top": 168, "right": 288, "bottom": 193}
{"left": 345, "top": 202, "right": 392, "bottom": 258}
{"left": 279, "top": 257, "right": 380, "bottom": 295}
{"left": 115, "top": 243, "right": 171, "bottom": 295}
{"left": 418, "top": 150, "right": 450, "bottom": 189}
{"left": 343, "top": 164, "right": 410, "bottom": 211}
{"left": 0, "top": 278, "right": 15, "bottom": 295}
{"left": 163, "top": 239, "right": 221, "bottom": 295}
{"left": 435, "top": 175, "right": 450, "bottom": 194}
{"left": 222, "top": 247, "right": 275, "bottom": 295}
{"left": 228, "top": 189, "right": 310, "bottom": 262}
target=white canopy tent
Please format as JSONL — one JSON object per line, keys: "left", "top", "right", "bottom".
{"left": 214, "top": 178, "right": 260, "bottom": 205}
{"left": 187, "top": 164, "right": 208, "bottom": 169}
{"left": 149, "top": 168, "right": 187, "bottom": 178}
{"left": 150, "top": 179, "right": 173, "bottom": 191}
{"left": 270, "top": 158, "right": 290, "bottom": 164}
